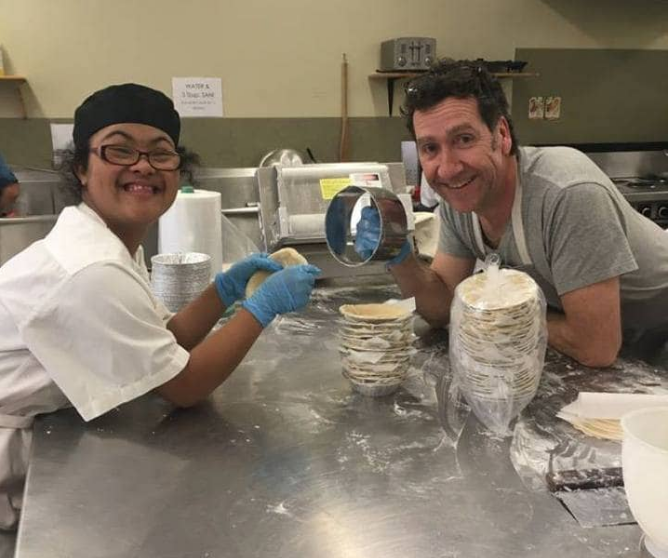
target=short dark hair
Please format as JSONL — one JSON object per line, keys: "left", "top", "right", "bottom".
{"left": 57, "top": 143, "right": 201, "bottom": 206}
{"left": 401, "top": 59, "right": 519, "bottom": 155}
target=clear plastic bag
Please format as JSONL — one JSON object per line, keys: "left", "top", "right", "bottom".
{"left": 449, "top": 254, "right": 547, "bottom": 436}
{"left": 220, "top": 212, "right": 260, "bottom": 267}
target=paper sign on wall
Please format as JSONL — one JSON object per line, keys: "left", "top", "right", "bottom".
{"left": 545, "top": 96, "right": 562, "bottom": 120}
{"left": 172, "top": 77, "right": 223, "bottom": 117}
{"left": 528, "top": 97, "right": 544, "bottom": 120}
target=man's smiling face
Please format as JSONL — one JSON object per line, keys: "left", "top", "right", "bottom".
{"left": 414, "top": 96, "right": 512, "bottom": 215}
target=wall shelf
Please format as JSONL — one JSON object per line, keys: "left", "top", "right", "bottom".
{"left": 0, "top": 75, "right": 28, "bottom": 118}
{"left": 369, "top": 70, "right": 539, "bottom": 116}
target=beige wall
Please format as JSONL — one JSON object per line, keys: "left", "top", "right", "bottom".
{"left": 1, "top": 0, "right": 667, "bottom": 119}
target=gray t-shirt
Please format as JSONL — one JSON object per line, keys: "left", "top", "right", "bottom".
{"left": 438, "top": 146, "right": 668, "bottom": 335}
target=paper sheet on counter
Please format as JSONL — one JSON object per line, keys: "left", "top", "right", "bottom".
{"left": 557, "top": 392, "right": 668, "bottom": 441}
{"left": 559, "top": 392, "right": 668, "bottom": 420}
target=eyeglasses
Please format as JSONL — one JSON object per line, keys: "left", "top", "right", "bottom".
{"left": 90, "top": 145, "right": 181, "bottom": 171}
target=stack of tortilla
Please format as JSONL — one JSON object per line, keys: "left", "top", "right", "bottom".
{"left": 338, "top": 303, "right": 415, "bottom": 397}
{"left": 450, "top": 268, "right": 547, "bottom": 431}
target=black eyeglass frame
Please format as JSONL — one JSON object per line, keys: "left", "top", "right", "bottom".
{"left": 89, "top": 145, "right": 182, "bottom": 171}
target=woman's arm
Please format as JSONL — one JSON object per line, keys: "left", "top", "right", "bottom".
{"left": 166, "top": 284, "right": 225, "bottom": 350}
{"left": 157, "top": 307, "right": 263, "bottom": 407}
{"left": 157, "top": 264, "right": 320, "bottom": 408}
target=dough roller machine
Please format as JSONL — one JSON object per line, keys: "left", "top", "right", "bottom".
{"left": 255, "top": 162, "right": 414, "bottom": 278}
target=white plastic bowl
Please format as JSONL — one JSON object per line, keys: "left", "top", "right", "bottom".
{"left": 621, "top": 406, "right": 668, "bottom": 557}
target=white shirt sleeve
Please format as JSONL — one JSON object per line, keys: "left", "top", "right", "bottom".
{"left": 20, "top": 262, "right": 189, "bottom": 421}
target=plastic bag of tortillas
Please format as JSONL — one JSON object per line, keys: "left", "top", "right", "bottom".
{"left": 448, "top": 254, "right": 547, "bottom": 436}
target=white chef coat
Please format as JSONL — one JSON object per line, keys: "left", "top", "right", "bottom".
{"left": 0, "top": 203, "right": 189, "bottom": 529}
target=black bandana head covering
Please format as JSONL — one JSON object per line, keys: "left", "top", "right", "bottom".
{"left": 73, "top": 83, "right": 180, "bottom": 150}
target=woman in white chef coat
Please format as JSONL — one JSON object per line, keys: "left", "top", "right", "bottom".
{"left": 0, "top": 83, "right": 321, "bottom": 533}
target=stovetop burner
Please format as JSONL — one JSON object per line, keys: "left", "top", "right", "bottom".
{"left": 612, "top": 177, "right": 668, "bottom": 193}
{"left": 611, "top": 176, "right": 668, "bottom": 205}
{"left": 612, "top": 176, "right": 668, "bottom": 190}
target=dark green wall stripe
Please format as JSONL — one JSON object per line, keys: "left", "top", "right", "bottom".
{"left": 513, "top": 48, "right": 668, "bottom": 145}
{"left": 0, "top": 117, "right": 413, "bottom": 169}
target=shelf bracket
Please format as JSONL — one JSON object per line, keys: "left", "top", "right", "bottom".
{"left": 16, "top": 83, "right": 27, "bottom": 119}
{"left": 386, "top": 77, "right": 397, "bottom": 116}
{"left": 0, "top": 77, "right": 28, "bottom": 118}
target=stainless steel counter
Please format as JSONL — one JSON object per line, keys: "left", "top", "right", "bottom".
{"left": 15, "top": 284, "right": 666, "bottom": 558}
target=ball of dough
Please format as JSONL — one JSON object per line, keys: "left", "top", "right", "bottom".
{"left": 245, "top": 247, "right": 308, "bottom": 299}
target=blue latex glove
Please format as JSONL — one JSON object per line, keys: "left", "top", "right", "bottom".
{"left": 214, "top": 253, "right": 283, "bottom": 308}
{"left": 354, "top": 206, "right": 411, "bottom": 267}
{"left": 242, "top": 264, "right": 322, "bottom": 327}
{"left": 354, "top": 206, "right": 381, "bottom": 260}
{"left": 325, "top": 197, "right": 346, "bottom": 255}
{"left": 388, "top": 240, "right": 412, "bottom": 268}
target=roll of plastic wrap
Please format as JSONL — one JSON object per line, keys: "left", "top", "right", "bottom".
{"left": 288, "top": 214, "right": 325, "bottom": 238}
{"left": 158, "top": 189, "right": 222, "bottom": 278}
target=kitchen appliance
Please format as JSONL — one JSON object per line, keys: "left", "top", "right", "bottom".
{"left": 0, "top": 168, "right": 62, "bottom": 266}
{"left": 611, "top": 177, "right": 668, "bottom": 227}
{"left": 256, "top": 162, "right": 413, "bottom": 278}
{"left": 380, "top": 37, "right": 436, "bottom": 71}
{"left": 258, "top": 148, "right": 309, "bottom": 168}
{"left": 586, "top": 150, "right": 668, "bottom": 228}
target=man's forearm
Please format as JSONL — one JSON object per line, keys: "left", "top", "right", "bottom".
{"left": 547, "top": 310, "right": 619, "bottom": 367}
{"left": 388, "top": 254, "right": 453, "bottom": 326}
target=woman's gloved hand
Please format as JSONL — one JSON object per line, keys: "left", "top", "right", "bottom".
{"left": 214, "top": 253, "right": 283, "bottom": 308}
{"left": 242, "top": 264, "right": 322, "bottom": 327}
{"left": 354, "top": 206, "right": 412, "bottom": 267}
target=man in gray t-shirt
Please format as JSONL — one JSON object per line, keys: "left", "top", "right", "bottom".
{"left": 360, "top": 60, "right": 668, "bottom": 367}
{"left": 439, "top": 145, "right": 668, "bottom": 337}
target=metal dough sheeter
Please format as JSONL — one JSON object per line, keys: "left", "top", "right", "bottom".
{"left": 255, "top": 162, "right": 414, "bottom": 278}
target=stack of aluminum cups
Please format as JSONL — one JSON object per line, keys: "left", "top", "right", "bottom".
{"left": 150, "top": 252, "right": 211, "bottom": 312}
{"left": 338, "top": 303, "right": 415, "bottom": 397}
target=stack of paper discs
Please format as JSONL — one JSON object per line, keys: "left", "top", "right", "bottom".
{"left": 450, "top": 269, "right": 546, "bottom": 424}
{"left": 338, "top": 303, "right": 415, "bottom": 397}
{"left": 151, "top": 252, "right": 211, "bottom": 312}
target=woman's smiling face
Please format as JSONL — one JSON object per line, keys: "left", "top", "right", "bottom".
{"left": 77, "top": 123, "right": 180, "bottom": 238}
